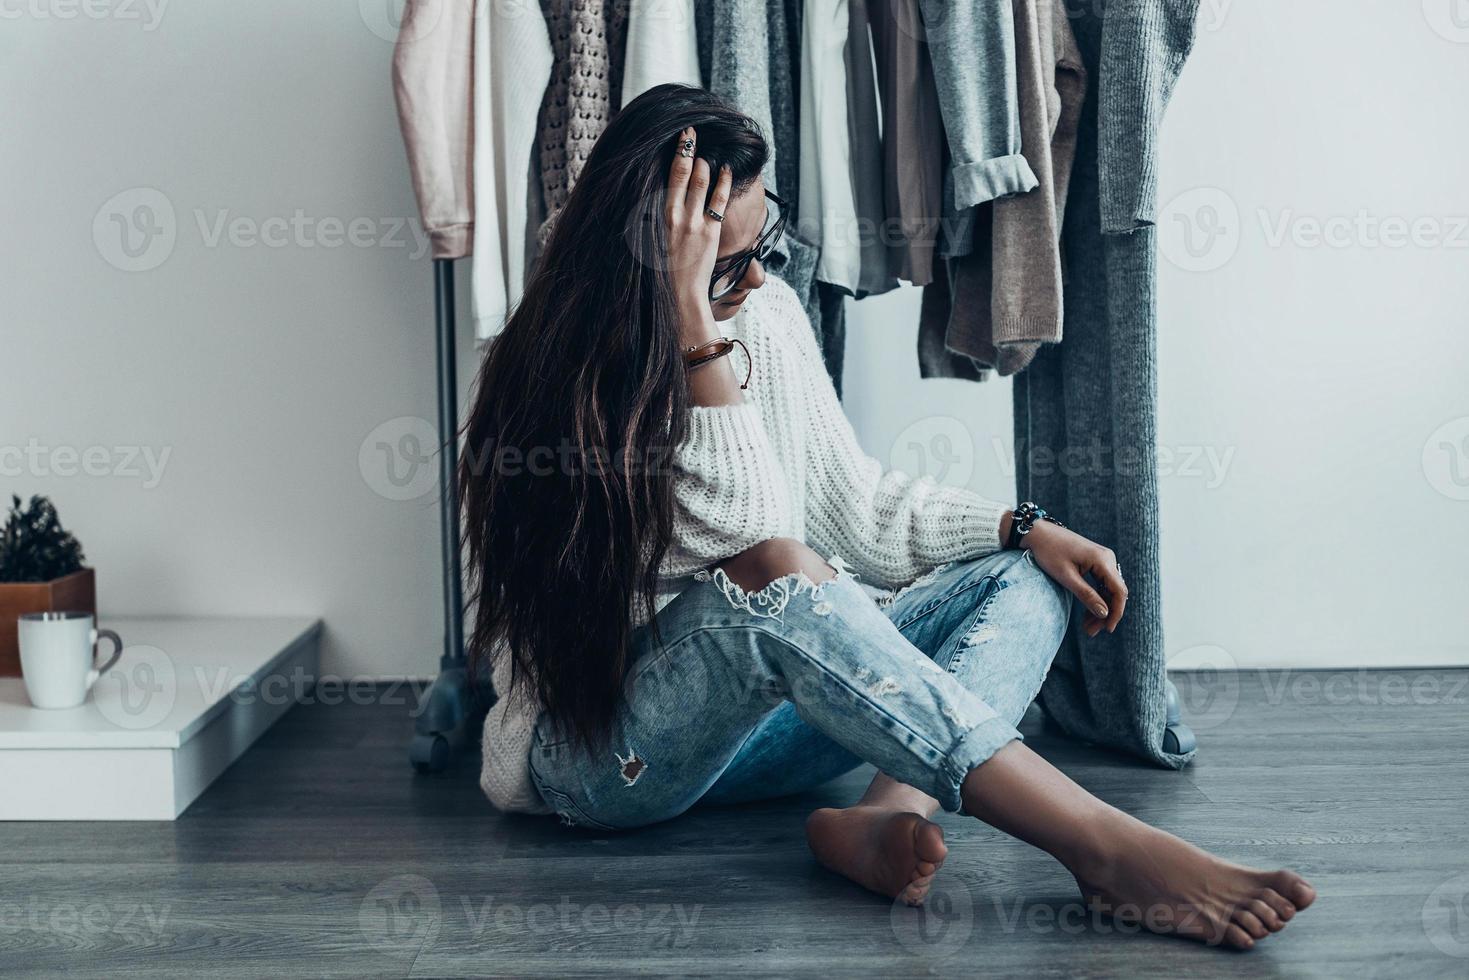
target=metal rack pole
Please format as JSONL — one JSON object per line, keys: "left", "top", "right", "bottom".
{"left": 434, "top": 258, "right": 465, "bottom": 670}
{"left": 410, "top": 258, "right": 474, "bottom": 772}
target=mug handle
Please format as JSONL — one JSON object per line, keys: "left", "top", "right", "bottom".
{"left": 86, "top": 628, "right": 125, "bottom": 691}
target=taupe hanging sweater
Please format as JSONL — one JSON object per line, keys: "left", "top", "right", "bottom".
{"left": 919, "top": 0, "right": 1086, "bottom": 379}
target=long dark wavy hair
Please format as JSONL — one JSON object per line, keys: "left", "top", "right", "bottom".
{"left": 457, "top": 84, "right": 770, "bottom": 755}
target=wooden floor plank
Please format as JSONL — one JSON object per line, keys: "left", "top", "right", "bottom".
{"left": 0, "top": 669, "right": 1465, "bottom": 978}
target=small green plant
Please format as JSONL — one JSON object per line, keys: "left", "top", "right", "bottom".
{"left": 0, "top": 494, "right": 86, "bottom": 583}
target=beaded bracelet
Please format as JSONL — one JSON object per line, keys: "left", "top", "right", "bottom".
{"left": 683, "top": 337, "right": 752, "bottom": 390}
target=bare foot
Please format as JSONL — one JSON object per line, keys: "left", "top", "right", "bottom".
{"left": 1067, "top": 810, "right": 1317, "bottom": 950}
{"left": 805, "top": 805, "right": 948, "bottom": 906}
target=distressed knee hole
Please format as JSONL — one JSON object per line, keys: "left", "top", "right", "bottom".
{"left": 713, "top": 538, "right": 837, "bottom": 590}
{"left": 614, "top": 749, "right": 646, "bottom": 787}
{"left": 697, "top": 563, "right": 836, "bottom": 620}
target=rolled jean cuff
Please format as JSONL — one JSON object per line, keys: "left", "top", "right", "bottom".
{"left": 935, "top": 716, "right": 1023, "bottom": 814}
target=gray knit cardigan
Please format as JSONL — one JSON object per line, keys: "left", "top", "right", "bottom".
{"left": 1019, "top": 0, "right": 1203, "bottom": 769}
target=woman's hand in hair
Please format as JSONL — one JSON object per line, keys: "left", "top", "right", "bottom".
{"left": 1014, "top": 519, "right": 1128, "bottom": 638}
{"left": 665, "top": 125, "right": 731, "bottom": 347}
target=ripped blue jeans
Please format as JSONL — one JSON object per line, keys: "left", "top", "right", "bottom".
{"left": 527, "top": 547, "right": 1072, "bottom": 831}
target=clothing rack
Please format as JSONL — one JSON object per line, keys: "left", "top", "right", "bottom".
{"left": 393, "top": 0, "right": 1204, "bottom": 777}
{"left": 409, "top": 259, "right": 482, "bottom": 772}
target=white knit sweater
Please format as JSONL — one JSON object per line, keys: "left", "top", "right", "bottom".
{"left": 479, "top": 274, "right": 1012, "bottom": 813}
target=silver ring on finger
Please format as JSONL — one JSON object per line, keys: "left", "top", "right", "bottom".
{"left": 705, "top": 206, "right": 725, "bottom": 222}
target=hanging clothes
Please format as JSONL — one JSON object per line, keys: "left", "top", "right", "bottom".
{"left": 917, "top": 0, "right": 1086, "bottom": 379}
{"left": 845, "top": 0, "right": 902, "bottom": 301}
{"left": 797, "top": 0, "right": 863, "bottom": 295}
{"left": 620, "top": 0, "right": 702, "bottom": 107}
{"left": 983, "top": 0, "right": 1086, "bottom": 374}
{"left": 700, "top": 0, "right": 778, "bottom": 194}
{"left": 760, "top": 0, "right": 838, "bottom": 381}
{"left": 764, "top": 0, "right": 803, "bottom": 218}
{"left": 695, "top": 1, "right": 845, "bottom": 392}
{"left": 466, "top": 0, "right": 556, "bottom": 341}
{"left": 867, "top": 0, "right": 946, "bottom": 287}
{"left": 799, "top": 0, "right": 901, "bottom": 401}
{"left": 530, "top": 0, "right": 629, "bottom": 258}
{"left": 918, "top": 0, "right": 1038, "bottom": 216}
{"left": 915, "top": 251, "right": 987, "bottom": 380}
{"left": 1016, "top": 0, "right": 1203, "bottom": 771}
{"left": 390, "top": 0, "right": 475, "bottom": 260}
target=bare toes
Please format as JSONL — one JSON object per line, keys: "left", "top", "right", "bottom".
{"left": 1247, "top": 898, "right": 1284, "bottom": 932}
{"left": 1223, "top": 922, "right": 1256, "bottom": 950}
{"left": 1260, "top": 887, "right": 1296, "bottom": 921}
{"left": 1234, "top": 909, "right": 1269, "bottom": 940}
{"left": 901, "top": 877, "right": 934, "bottom": 906}
{"left": 1272, "top": 871, "right": 1317, "bottom": 910}
{"left": 914, "top": 820, "right": 948, "bottom": 867}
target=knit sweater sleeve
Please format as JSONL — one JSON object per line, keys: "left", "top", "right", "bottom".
{"left": 766, "top": 280, "right": 1012, "bottom": 590}
{"left": 663, "top": 398, "right": 797, "bottom": 575}
{"left": 479, "top": 637, "right": 553, "bottom": 815}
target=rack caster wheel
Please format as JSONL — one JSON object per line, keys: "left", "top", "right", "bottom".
{"left": 410, "top": 733, "right": 450, "bottom": 773}
{"left": 1162, "top": 679, "right": 1196, "bottom": 754}
{"left": 1163, "top": 723, "right": 1196, "bottom": 755}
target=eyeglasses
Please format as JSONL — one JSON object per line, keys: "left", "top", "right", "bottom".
{"left": 709, "top": 188, "right": 788, "bottom": 301}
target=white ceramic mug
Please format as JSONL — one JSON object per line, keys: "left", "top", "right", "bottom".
{"left": 17, "top": 611, "right": 124, "bottom": 709}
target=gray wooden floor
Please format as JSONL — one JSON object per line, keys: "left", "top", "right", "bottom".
{"left": 2, "top": 669, "right": 1467, "bottom": 978}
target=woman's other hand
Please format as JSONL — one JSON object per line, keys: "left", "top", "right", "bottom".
{"left": 1020, "top": 521, "right": 1128, "bottom": 638}
{"left": 665, "top": 125, "right": 731, "bottom": 344}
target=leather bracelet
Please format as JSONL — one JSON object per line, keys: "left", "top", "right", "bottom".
{"left": 683, "top": 337, "right": 752, "bottom": 390}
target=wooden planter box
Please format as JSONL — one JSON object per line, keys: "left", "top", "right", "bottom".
{"left": 0, "top": 568, "right": 96, "bottom": 677}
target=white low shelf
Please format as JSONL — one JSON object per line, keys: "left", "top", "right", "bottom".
{"left": 0, "top": 616, "right": 321, "bottom": 820}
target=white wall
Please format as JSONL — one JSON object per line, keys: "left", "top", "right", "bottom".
{"left": 846, "top": 1, "right": 1469, "bottom": 670}
{"left": 1, "top": 4, "right": 472, "bottom": 678}
{"left": 4, "top": 2, "right": 1465, "bottom": 678}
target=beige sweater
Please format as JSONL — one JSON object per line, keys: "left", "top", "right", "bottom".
{"left": 480, "top": 274, "right": 1013, "bottom": 813}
